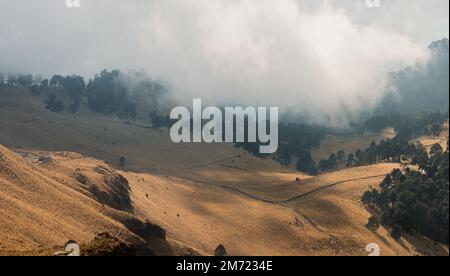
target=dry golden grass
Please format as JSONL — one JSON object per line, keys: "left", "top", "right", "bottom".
{"left": 125, "top": 162, "right": 448, "bottom": 256}
{"left": 0, "top": 144, "right": 128, "bottom": 252}
{"left": 412, "top": 121, "right": 449, "bottom": 153}
{"left": 0, "top": 88, "right": 253, "bottom": 174}
{"left": 0, "top": 87, "right": 447, "bottom": 256}
{"left": 0, "top": 145, "right": 176, "bottom": 256}
{"left": 312, "top": 128, "right": 396, "bottom": 162}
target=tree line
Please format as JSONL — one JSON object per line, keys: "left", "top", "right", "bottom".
{"left": 236, "top": 122, "right": 330, "bottom": 166}
{"left": 362, "top": 140, "right": 449, "bottom": 244}
{"left": 0, "top": 73, "right": 36, "bottom": 87}
{"left": 2, "top": 70, "right": 169, "bottom": 121}
{"left": 361, "top": 111, "right": 448, "bottom": 139}
{"left": 297, "top": 112, "right": 448, "bottom": 175}
{"left": 315, "top": 136, "right": 430, "bottom": 173}
{"left": 227, "top": 112, "right": 449, "bottom": 176}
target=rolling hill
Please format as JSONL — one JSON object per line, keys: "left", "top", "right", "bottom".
{"left": 1, "top": 87, "right": 448, "bottom": 256}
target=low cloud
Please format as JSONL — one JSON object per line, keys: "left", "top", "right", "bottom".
{"left": 0, "top": 0, "right": 447, "bottom": 124}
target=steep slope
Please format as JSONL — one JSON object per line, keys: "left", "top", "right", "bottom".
{"left": 0, "top": 145, "right": 170, "bottom": 256}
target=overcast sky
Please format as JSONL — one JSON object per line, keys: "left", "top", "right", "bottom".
{"left": 0, "top": 0, "right": 448, "bottom": 121}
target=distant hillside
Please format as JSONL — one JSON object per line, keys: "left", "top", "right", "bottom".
{"left": 377, "top": 38, "right": 449, "bottom": 115}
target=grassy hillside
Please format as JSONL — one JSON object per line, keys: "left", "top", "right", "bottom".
{"left": 312, "top": 128, "right": 396, "bottom": 163}
{"left": 0, "top": 144, "right": 181, "bottom": 256}
{"left": 0, "top": 87, "right": 448, "bottom": 255}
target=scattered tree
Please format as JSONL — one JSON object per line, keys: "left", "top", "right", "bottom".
{"left": 367, "top": 216, "right": 380, "bottom": 232}
{"left": 328, "top": 154, "right": 338, "bottom": 169}
{"left": 118, "top": 156, "right": 126, "bottom": 167}
{"left": 430, "top": 143, "right": 443, "bottom": 155}
{"left": 214, "top": 244, "right": 227, "bottom": 256}
{"left": 45, "top": 94, "right": 65, "bottom": 113}
{"left": 296, "top": 151, "right": 318, "bottom": 175}
{"left": 429, "top": 123, "right": 442, "bottom": 138}
{"left": 347, "top": 153, "right": 355, "bottom": 167}
{"left": 390, "top": 226, "right": 402, "bottom": 240}
{"left": 337, "top": 150, "right": 346, "bottom": 163}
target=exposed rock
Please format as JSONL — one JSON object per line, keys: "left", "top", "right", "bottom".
{"left": 81, "top": 232, "right": 137, "bottom": 256}
{"left": 74, "top": 173, "right": 88, "bottom": 185}
{"left": 214, "top": 244, "right": 227, "bottom": 256}
{"left": 89, "top": 165, "right": 133, "bottom": 212}
{"left": 121, "top": 217, "right": 167, "bottom": 240}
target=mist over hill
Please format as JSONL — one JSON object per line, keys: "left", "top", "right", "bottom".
{"left": 376, "top": 38, "right": 449, "bottom": 115}
{"left": 0, "top": 0, "right": 449, "bottom": 257}
{"left": 2, "top": 0, "right": 448, "bottom": 125}
{"left": 1, "top": 39, "right": 448, "bottom": 128}
{"left": 0, "top": 30, "right": 448, "bottom": 128}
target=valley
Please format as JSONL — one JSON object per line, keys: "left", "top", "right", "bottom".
{"left": 1, "top": 87, "right": 447, "bottom": 256}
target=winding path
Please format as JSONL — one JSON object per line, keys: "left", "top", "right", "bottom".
{"left": 179, "top": 174, "right": 388, "bottom": 205}
{"left": 276, "top": 174, "right": 388, "bottom": 203}
{"left": 184, "top": 155, "right": 244, "bottom": 170}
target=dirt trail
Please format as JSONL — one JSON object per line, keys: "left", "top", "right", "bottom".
{"left": 179, "top": 174, "right": 387, "bottom": 205}
{"left": 276, "top": 174, "right": 388, "bottom": 203}
{"left": 184, "top": 155, "right": 244, "bottom": 170}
